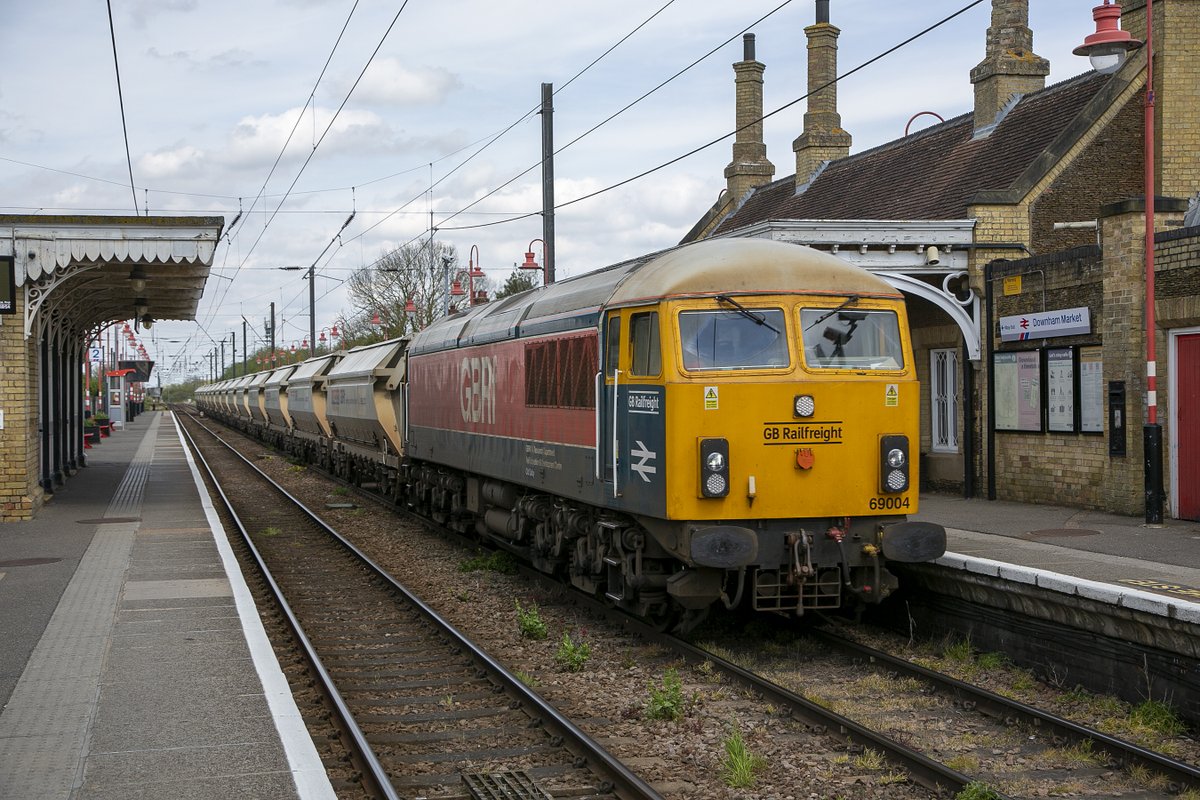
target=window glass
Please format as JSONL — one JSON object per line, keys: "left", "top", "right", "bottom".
{"left": 605, "top": 315, "right": 621, "bottom": 376}
{"left": 629, "top": 312, "right": 660, "bottom": 376}
{"left": 678, "top": 308, "right": 788, "bottom": 371}
{"left": 800, "top": 308, "right": 905, "bottom": 370}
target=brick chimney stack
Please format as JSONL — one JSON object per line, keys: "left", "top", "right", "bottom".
{"left": 793, "top": 0, "right": 852, "bottom": 185}
{"left": 724, "top": 34, "right": 775, "bottom": 205}
{"left": 970, "top": 0, "right": 1049, "bottom": 131}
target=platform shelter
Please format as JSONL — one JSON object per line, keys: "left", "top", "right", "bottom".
{"left": 0, "top": 215, "right": 223, "bottom": 520}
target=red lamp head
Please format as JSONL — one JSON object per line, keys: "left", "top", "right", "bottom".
{"left": 1073, "top": 1, "right": 1141, "bottom": 74}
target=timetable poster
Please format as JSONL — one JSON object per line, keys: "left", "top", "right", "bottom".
{"left": 1047, "top": 348, "right": 1075, "bottom": 432}
{"left": 994, "top": 351, "right": 1042, "bottom": 431}
{"left": 1079, "top": 346, "right": 1104, "bottom": 433}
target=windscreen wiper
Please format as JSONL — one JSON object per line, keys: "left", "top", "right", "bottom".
{"left": 804, "top": 294, "right": 861, "bottom": 330}
{"left": 715, "top": 294, "right": 780, "bottom": 333}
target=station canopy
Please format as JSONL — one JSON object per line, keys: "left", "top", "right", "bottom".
{"left": 0, "top": 215, "right": 224, "bottom": 338}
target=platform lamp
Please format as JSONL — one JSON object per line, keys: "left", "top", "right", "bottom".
{"left": 1074, "top": 0, "right": 1161, "bottom": 524}
{"left": 128, "top": 265, "right": 147, "bottom": 293}
{"left": 520, "top": 239, "right": 546, "bottom": 285}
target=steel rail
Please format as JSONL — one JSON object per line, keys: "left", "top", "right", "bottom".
{"left": 180, "top": 412, "right": 663, "bottom": 800}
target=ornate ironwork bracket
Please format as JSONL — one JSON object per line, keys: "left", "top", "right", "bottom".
{"left": 24, "top": 263, "right": 101, "bottom": 339}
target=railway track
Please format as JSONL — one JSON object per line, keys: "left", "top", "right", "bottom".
{"left": 663, "top": 615, "right": 1200, "bottom": 799}
{"left": 177, "top": 411, "right": 662, "bottom": 800}
{"left": 183, "top": 409, "right": 1199, "bottom": 799}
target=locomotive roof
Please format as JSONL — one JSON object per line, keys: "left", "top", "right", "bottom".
{"left": 408, "top": 239, "right": 898, "bottom": 354}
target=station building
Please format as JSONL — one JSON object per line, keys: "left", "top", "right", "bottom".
{"left": 684, "top": 0, "right": 1200, "bottom": 520}
{"left": 0, "top": 215, "right": 222, "bottom": 520}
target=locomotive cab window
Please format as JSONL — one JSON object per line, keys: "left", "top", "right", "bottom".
{"left": 679, "top": 307, "right": 788, "bottom": 371}
{"left": 629, "top": 311, "right": 661, "bottom": 377}
{"left": 604, "top": 315, "right": 621, "bottom": 378}
{"left": 800, "top": 307, "right": 904, "bottom": 370}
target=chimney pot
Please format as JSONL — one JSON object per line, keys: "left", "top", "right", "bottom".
{"left": 743, "top": 33, "right": 755, "bottom": 62}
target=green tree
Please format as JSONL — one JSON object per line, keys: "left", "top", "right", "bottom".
{"left": 494, "top": 269, "right": 538, "bottom": 300}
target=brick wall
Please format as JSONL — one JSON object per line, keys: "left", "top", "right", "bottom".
{"left": 0, "top": 295, "right": 44, "bottom": 521}
{"left": 988, "top": 246, "right": 1114, "bottom": 507}
{"left": 982, "top": 202, "right": 1195, "bottom": 515}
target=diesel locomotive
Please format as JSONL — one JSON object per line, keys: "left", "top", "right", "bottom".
{"left": 196, "top": 238, "right": 946, "bottom": 629}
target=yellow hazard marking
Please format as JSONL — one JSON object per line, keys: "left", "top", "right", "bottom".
{"left": 704, "top": 386, "right": 719, "bottom": 410}
{"left": 1003, "top": 275, "right": 1023, "bottom": 295}
{"left": 885, "top": 384, "right": 899, "bottom": 407}
{"left": 1120, "top": 578, "right": 1200, "bottom": 601}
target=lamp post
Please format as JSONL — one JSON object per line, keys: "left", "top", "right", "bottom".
{"left": 317, "top": 325, "right": 339, "bottom": 351}
{"left": 1074, "top": 0, "right": 1161, "bottom": 524}
{"left": 450, "top": 245, "right": 488, "bottom": 310}
{"left": 520, "top": 238, "right": 546, "bottom": 285}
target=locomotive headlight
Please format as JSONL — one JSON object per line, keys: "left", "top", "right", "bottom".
{"left": 793, "top": 394, "right": 815, "bottom": 418}
{"left": 699, "top": 438, "right": 730, "bottom": 498}
{"left": 879, "top": 435, "right": 910, "bottom": 494}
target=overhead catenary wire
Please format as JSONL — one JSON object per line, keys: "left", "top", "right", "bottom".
{"left": 105, "top": 0, "right": 139, "bottom": 215}
{"left": 435, "top": 0, "right": 987, "bottom": 232}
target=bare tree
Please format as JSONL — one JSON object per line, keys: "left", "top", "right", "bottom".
{"left": 346, "top": 240, "right": 460, "bottom": 339}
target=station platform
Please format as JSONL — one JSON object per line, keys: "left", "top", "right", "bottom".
{"left": 0, "top": 411, "right": 334, "bottom": 800}
{"left": 914, "top": 493, "right": 1200, "bottom": 625}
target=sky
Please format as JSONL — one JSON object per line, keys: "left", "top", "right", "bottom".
{"left": 1, "top": 0, "right": 1105, "bottom": 383}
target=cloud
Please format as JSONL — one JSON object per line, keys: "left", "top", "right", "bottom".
{"left": 137, "top": 144, "right": 207, "bottom": 180}
{"left": 145, "top": 46, "right": 267, "bottom": 71}
{"left": 125, "top": 0, "right": 198, "bottom": 29}
{"left": 341, "top": 58, "right": 461, "bottom": 107}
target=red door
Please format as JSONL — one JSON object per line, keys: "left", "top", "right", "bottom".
{"left": 1178, "top": 334, "right": 1200, "bottom": 520}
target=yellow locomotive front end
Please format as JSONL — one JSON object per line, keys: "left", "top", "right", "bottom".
{"left": 652, "top": 289, "right": 944, "bottom": 614}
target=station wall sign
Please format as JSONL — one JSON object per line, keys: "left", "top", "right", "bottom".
{"left": 999, "top": 307, "right": 1090, "bottom": 342}
{"left": 0, "top": 255, "right": 15, "bottom": 314}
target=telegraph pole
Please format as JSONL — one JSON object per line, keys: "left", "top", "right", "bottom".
{"left": 540, "top": 82, "right": 556, "bottom": 285}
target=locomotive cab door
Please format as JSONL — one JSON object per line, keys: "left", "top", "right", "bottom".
{"left": 600, "top": 311, "right": 621, "bottom": 492}
{"left": 600, "top": 307, "right": 666, "bottom": 516}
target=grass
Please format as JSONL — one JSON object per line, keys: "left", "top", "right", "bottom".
{"left": 945, "top": 754, "right": 980, "bottom": 773}
{"left": 852, "top": 748, "right": 886, "bottom": 771}
{"left": 1044, "top": 739, "right": 1102, "bottom": 768}
{"left": 259, "top": 526, "right": 282, "bottom": 537}
{"left": 956, "top": 782, "right": 1003, "bottom": 800}
{"left": 515, "top": 670, "right": 539, "bottom": 688}
{"left": 1129, "top": 698, "right": 1187, "bottom": 737}
{"left": 645, "top": 668, "right": 685, "bottom": 721}
{"left": 458, "top": 549, "right": 518, "bottom": 575}
{"left": 554, "top": 632, "right": 591, "bottom": 672}
{"left": 514, "top": 601, "right": 548, "bottom": 640}
{"left": 720, "top": 725, "right": 766, "bottom": 789}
